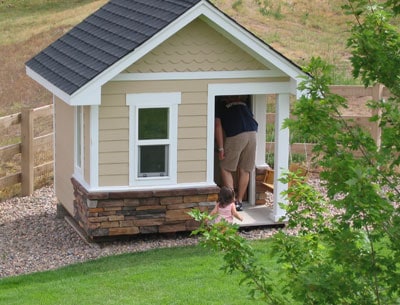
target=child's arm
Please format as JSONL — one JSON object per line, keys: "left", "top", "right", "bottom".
{"left": 210, "top": 203, "right": 219, "bottom": 216}
{"left": 231, "top": 204, "right": 243, "bottom": 221}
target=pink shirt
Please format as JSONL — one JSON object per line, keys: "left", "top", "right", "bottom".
{"left": 216, "top": 202, "right": 234, "bottom": 223}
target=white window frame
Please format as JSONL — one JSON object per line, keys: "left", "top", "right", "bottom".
{"left": 74, "top": 105, "right": 84, "bottom": 179}
{"left": 126, "top": 92, "right": 181, "bottom": 187}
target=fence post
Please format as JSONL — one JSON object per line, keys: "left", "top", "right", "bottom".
{"left": 21, "top": 107, "right": 34, "bottom": 196}
{"left": 371, "top": 84, "right": 383, "bottom": 148}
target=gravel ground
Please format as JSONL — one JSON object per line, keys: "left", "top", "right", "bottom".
{"left": 0, "top": 186, "right": 282, "bottom": 278}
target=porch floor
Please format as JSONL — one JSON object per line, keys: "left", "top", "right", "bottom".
{"left": 233, "top": 204, "right": 285, "bottom": 227}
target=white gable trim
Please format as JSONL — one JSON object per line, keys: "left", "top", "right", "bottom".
{"left": 111, "top": 70, "right": 285, "bottom": 81}
{"left": 63, "top": 0, "right": 306, "bottom": 106}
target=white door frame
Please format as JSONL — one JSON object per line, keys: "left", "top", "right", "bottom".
{"left": 207, "top": 82, "right": 292, "bottom": 209}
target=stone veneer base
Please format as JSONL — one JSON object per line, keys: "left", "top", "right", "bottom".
{"left": 71, "top": 178, "right": 220, "bottom": 240}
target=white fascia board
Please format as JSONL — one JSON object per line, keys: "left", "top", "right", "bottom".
{"left": 26, "top": 66, "right": 101, "bottom": 106}
{"left": 26, "top": 66, "right": 72, "bottom": 103}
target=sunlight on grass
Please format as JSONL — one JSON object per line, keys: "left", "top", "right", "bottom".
{"left": 0, "top": 240, "right": 276, "bottom": 305}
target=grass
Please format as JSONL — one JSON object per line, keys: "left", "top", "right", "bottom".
{"left": 0, "top": 0, "right": 107, "bottom": 116}
{"left": 0, "top": 240, "right": 278, "bottom": 305}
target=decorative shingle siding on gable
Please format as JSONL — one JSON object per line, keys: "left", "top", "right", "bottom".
{"left": 26, "top": 0, "right": 202, "bottom": 95}
{"left": 126, "top": 19, "right": 267, "bottom": 73}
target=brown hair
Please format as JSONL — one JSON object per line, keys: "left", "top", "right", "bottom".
{"left": 218, "top": 186, "right": 235, "bottom": 208}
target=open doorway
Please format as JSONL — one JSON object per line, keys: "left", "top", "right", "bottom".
{"left": 214, "top": 94, "right": 254, "bottom": 204}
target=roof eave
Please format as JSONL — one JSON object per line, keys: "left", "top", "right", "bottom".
{"left": 27, "top": 0, "right": 309, "bottom": 106}
{"left": 26, "top": 66, "right": 101, "bottom": 106}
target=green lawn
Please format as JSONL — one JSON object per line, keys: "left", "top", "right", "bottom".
{"left": 0, "top": 240, "right": 275, "bottom": 305}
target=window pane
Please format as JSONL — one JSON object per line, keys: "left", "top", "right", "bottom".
{"left": 138, "top": 108, "right": 168, "bottom": 140}
{"left": 139, "top": 145, "right": 168, "bottom": 177}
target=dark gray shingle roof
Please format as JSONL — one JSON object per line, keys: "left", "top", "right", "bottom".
{"left": 26, "top": 0, "right": 202, "bottom": 95}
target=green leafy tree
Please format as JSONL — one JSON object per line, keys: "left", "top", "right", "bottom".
{"left": 191, "top": 1, "right": 400, "bottom": 304}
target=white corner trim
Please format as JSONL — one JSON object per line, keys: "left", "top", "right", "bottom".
{"left": 90, "top": 105, "right": 99, "bottom": 188}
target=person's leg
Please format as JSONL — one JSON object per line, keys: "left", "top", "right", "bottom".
{"left": 236, "top": 131, "right": 256, "bottom": 209}
{"left": 237, "top": 168, "right": 249, "bottom": 203}
{"left": 220, "top": 166, "right": 234, "bottom": 189}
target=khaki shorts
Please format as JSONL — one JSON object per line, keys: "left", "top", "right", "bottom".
{"left": 220, "top": 131, "right": 256, "bottom": 172}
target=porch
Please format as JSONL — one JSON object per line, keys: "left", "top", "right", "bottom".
{"left": 234, "top": 203, "right": 283, "bottom": 227}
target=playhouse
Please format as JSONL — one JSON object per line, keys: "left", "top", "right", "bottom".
{"left": 26, "top": 0, "right": 307, "bottom": 239}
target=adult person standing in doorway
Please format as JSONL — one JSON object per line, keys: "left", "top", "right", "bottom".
{"left": 215, "top": 95, "right": 258, "bottom": 211}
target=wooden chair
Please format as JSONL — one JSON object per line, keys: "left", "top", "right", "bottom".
{"left": 262, "top": 168, "right": 274, "bottom": 193}
{"left": 262, "top": 163, "right": 308, "bottom": 194}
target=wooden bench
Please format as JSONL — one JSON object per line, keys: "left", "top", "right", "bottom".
{"left": 262, "top": 163, "right": 308, "bottom": 193}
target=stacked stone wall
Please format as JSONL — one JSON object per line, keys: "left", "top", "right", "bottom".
{"left": 71, "top": 178, "right": 219, "bottom": 239}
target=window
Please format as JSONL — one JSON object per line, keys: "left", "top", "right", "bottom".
{"left": 138, "top": 108, "right": 169, "bottom": 177}
{"left": 127, "top": 93, "right": 180, "bottom": 186}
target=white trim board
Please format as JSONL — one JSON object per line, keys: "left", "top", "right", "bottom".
{"left": 111, "top": 70, "right": 285, "bottom": 81}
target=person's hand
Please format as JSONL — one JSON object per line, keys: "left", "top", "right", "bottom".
{"left": 218, "top": 149, "right": 225, "bottom": 160}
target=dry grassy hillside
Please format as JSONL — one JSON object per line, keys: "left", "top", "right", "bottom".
{"left": 0, "top": 0, "right": 354, "bottom": 116}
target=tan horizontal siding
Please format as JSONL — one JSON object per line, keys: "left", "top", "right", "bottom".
{"left": 99, "top": 152, "right": 129, "bottom": 163}
{"left": 178, "top": 172, "right": 206, "bottom": 183}
{"left": 99, "top": 140, "right": 129, "bottom": 153}
{"left": 99, "top": 163, "right": 129, "bottom": 175}
{"left": 99, "top": 117, "right": 129, "bottom": 130}
{"left": 99, "top": 129, "right": 129, "bottom": 142}
{"left": 99, "top": 106, "right": 128, "bottom": 118}
{"left": 178, "top": 138, "right": 207, "bottom": 150}
{"left": 100, "top": 75, "right": 286, "bottom": 186}
{"left": 99, "top": 175, "right": 129, "bottom": 186}
{"left": 99, "top": 94, "right": 130, "bottom": 186}
{"left": 178, "top": 127, "right": 206, "bottom": 139}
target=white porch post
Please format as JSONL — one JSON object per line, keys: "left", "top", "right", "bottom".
{"left": 254, "top": 95, "right": 267, "bottom": 166}
{"left": 249, "top": 94, "right": 267, "bottom": 205}
{"left": 273, "top": 93, "right": 290, "bottom": 221}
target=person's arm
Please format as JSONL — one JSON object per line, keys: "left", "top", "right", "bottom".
{"left": 215, "top": 118, "right": 225, "bottom": 160}
{"left": 231, "top": 204, "right": 243, "bottom": 221}
{"left": 210, "top": 203, "right": 218, "bottom": 216}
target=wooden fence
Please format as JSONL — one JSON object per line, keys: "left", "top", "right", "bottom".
{"left": 265, "top": 84, "right": 391, "bottom": 166}
{"left": 0, "top": 85, "right": 392, "bottom": 199}
{"left": 0, "top": 105, "right": 53, "bottom": 198}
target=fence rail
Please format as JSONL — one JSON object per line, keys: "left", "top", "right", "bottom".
{"left": 0, "top": 105, "right": 53, "bottom": 199}
{"left": 0, "top": 85, "right": 391, "bottom": 200}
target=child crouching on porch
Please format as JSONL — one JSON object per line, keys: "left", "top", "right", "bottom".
{"left": 210, "top": 186, "right": 243, "bottom": 223}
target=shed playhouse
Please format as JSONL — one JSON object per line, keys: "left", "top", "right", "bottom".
{"left": 26, "top": 0, "right": 308, "bottom": 239}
